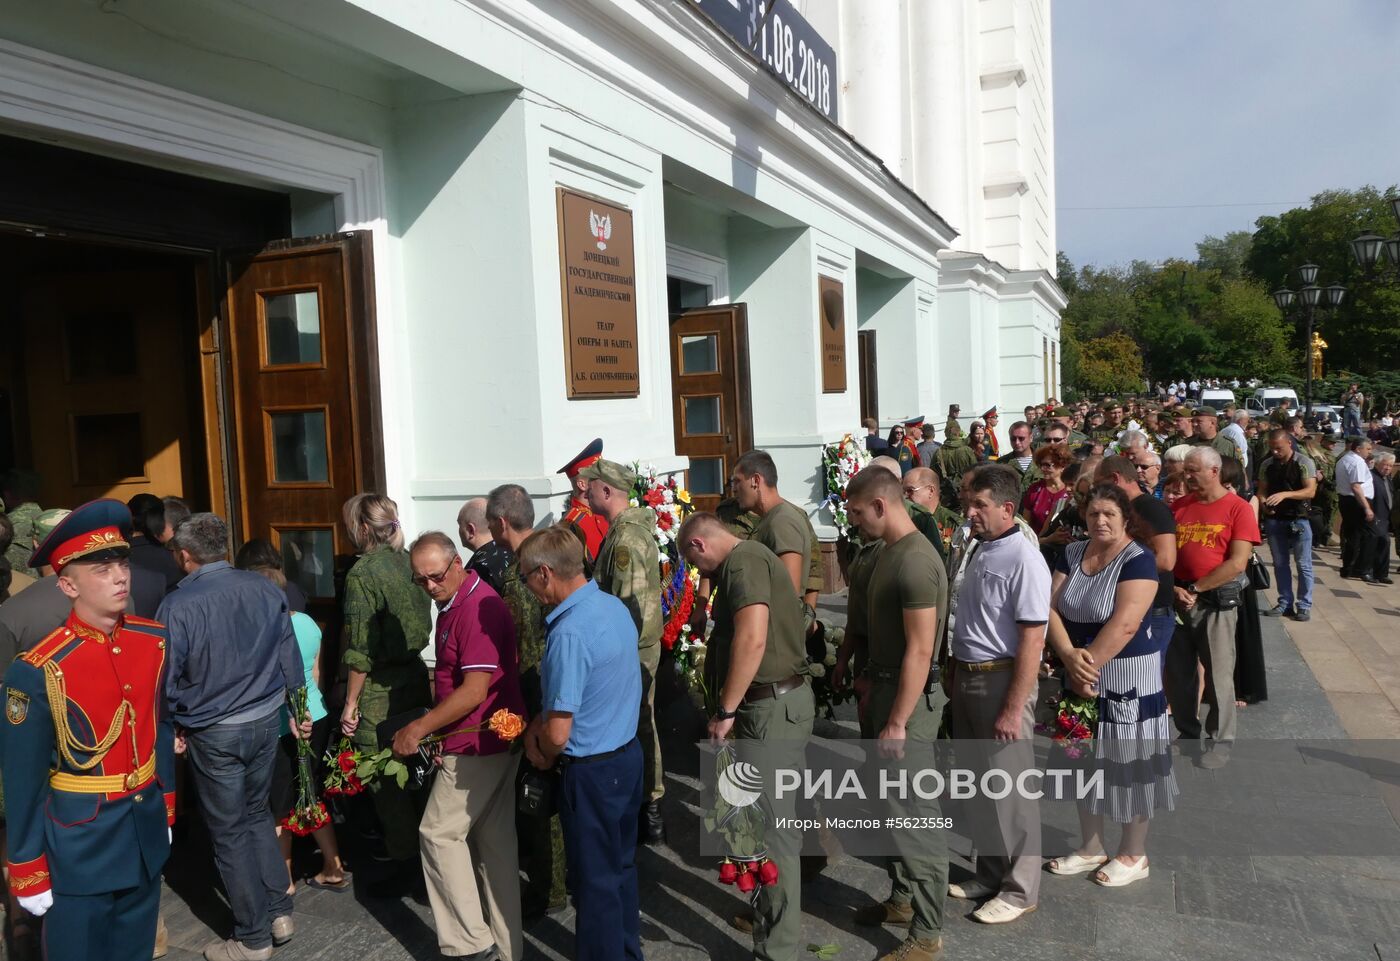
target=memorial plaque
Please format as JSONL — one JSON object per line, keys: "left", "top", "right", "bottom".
{"left": 557, "top": 188, "right": 640, "bottom": 398}
{"left": 819, "top": 275, "right": 846, "bottom": 393}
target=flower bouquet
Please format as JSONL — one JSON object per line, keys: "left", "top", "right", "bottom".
{"left": 1038, "top": 692, "right": 1097, "bottom": 759}
{"left": 323, "top": 709, "right": 527, "bottom": 793}
{"left": 705, "top": 744, "right": 777, "bottom": 930}
{"left": 631, "top": 463, "right": 710, "bottom": 706}
{"left": 820, "top": 433, "right": 870, "bottom": 539}
{"left": 806, "top": 623, "right": 853, "bottom": 720}
{"left": 282, "top": 687, "right": 330, "bottom": 837}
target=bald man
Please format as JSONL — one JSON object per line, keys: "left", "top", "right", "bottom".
{"left": 458, "top": 497, "right": 512, "bottom": 595}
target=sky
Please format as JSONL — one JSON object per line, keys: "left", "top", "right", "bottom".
{"left": 1052, "top": 0, "right": 1400, "bottom": 271}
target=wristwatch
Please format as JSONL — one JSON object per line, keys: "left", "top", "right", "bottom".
{"left": 714, "top": 706, "right": 739, "bottom": 721}
{"left": 1186, "top": 583, "right": 1200, "bottom": 595}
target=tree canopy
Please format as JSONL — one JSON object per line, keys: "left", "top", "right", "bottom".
{"left": 1058, "top": 185, "right": 1400, "bottom": 397}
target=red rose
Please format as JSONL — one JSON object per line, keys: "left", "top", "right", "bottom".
{"left": 644, "top": 489, "right": 665, "bottom": 507}
{"left": 657, "top": 512, "right": 673, "bottom": 531}
{"left": 736, "top": 870, "right": 757, "bottom": 893}
{"left": 758, "top": 859, "right": 779, "bottom": 886}
{"left": 338, "top": 752, "right": 357, "bottom": 774}
{"left": 718, "top": 861, "right": 738, "bottom": 885}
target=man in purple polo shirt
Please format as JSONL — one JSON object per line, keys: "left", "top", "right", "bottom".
{"left": 394, "top": 531, "right": 526, "bottom": 961}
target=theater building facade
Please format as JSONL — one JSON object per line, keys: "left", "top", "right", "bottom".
{"left": 0, "top": 0, "right": 1063, "bottom": 604}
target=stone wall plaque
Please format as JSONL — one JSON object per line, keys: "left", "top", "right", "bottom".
{"left": 557, "top": 187, "right": 640, "bottom": 398}
{"left": 819, "top": 275, "right": 846, "bottom": 393}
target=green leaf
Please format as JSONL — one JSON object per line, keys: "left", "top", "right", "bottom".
{"left": 394, "top": 765, "right": 409, "bottom": 789}
{"left": 356, "top": 761, "right": 377, "bottom": 779}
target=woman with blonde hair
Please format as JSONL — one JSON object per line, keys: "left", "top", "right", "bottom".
{"left": 339, "top": 493, "right": 432, "bottom": 896}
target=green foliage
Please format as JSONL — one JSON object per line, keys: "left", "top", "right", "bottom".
{"left": 1075, "top": 331, "right": 1143, "bottom": 396}
{"left": 1058, "top": 184, "right": 1400, "bottom": 392}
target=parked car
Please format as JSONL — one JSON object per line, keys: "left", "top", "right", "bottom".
{"left": 1306, "top": 405, "right": 1342, "bottom": 434}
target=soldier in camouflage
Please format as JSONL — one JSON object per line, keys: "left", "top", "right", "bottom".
{"left": 485, "top": 483, "right": 567, "bottom": 917}
{"left": 1, "top": 470, "right": 43, "bottom": 579}
{"left": 579, "top": 459, "right": 667, "bottom": 845}
{"left": 339, "top": 493, "right": 433, "bottom": 896}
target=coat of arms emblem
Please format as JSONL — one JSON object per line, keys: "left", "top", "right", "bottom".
{"left": 6, "top": 687, "right": 28, "bottom": 725}
{"left": 589, "top": 210, "right": 612, "bottom": 251}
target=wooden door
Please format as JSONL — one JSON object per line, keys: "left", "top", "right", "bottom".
{"left": 668, "top": 305, "right": 753, "bottom": 513}
{"left": 224, "top": 233, "right": 380, "bottom": 614}
{"left": 22, "top": 268, "right": 193, "bottom": 507}
{"left": 858, "top": 329, "right": 879, "bottom": 425}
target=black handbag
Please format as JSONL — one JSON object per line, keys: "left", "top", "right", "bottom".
{"left": 375, "top": 709, "right": 438, "bottom": 791}
{"left": 1246, "top": 552, "right": 1271, "bottom": 592}
{"left": 517, "top": 763, "right": 558, "bottom": 817}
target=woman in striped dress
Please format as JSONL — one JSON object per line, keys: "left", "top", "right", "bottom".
{"left": 1044, "top": 483, "right": 1178, "bottom": 888}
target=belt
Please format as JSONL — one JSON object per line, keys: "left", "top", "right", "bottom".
{"left": 953, "top": 658, "right": 1014, "bottom": 673}
{"left": 744, "top": 674, "right": 804, "bottom": 703}
{"left": 1149, "top": 605, "right": 1173, "bottom": 618}
{"left": 865, "top": 665, "right": 940, "bottom": 688}
{"left": 558, "top": 738, "right": 635, "bottom": 767}
{"left": 50, "top": 754, "right": 157, "bottom": 794}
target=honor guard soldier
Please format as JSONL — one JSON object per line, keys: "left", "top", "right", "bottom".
{"left": 982, "top": 407, "right": 1001, "bottom": 457}
{"left": 895, "top": 416, "right": 924, "bottom": 474}
{"left": 3, "top": 499, "right": 174, "bottom": 961}
{"left": 558, "top": 438, "right": 610, "bottom": 569}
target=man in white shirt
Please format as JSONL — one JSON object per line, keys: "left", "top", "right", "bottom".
{"left": 1337, "top": 437, "right": 1378, "bottom": 582}
{"left": 1220, "top": 410, "right": 1251, "bottom": 473}
{"left": 945, "top": 465, "right": 1049, "bottom": 925}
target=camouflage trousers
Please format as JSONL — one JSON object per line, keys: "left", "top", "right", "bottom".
{"left": 639, "top": 642, "right": 664, "bottom": 802}
{"left": 350, "top": 677, "right": 432, "bottom": 862}
{"left": 518, "top": 807, "right": 567, "bottom": 910}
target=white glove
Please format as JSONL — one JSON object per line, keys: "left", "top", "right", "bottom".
{"left": 18, "top": 890, "right": 53, "bottom": 917}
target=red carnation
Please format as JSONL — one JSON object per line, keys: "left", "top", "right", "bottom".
{"left": 758, "top": 859, "right": 779, "bottom": 886}
{"left": 736, "top": 870, "right": 757, "bottom": 893}
{"left": 718, "top": 860, "right": 738, "bottom": 885}
{"left": 657, "top": 512, "right": 674, "bottom": 531}
{"left": 644, "top": 489, "right": 666, "bottom": 507}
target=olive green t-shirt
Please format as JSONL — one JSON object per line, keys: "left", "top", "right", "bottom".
{"left": 865, "top": 532, "right": 948, "bottom": 672}
{"left": 844, "top": 539, "right": 884, "bottom": 647}
{"left": 707, "top": 540, "right": 808, "bottom": 689}
{"left": 752, "top": 500, "right": 816, "bottom": 598}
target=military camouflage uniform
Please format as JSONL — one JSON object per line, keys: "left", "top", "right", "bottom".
{"left": 4, "top": 501, "right": 41, "bottom": 577}
{"left": 906, "top": 501, "right": 948, "bottom": 564}
{"left": 996, "top": 451, "right": 1042, "bottom": 495}
{"left": 935, "top": 437, "right": 978, "bottom": 503}
{"left": 501, "top": 557, "right": 567, "bottom": 910}
{"left": 594, "top": 506, "right": 664, "bottom": 802}
{"left": 342, "top": 545, "right": 432, "bottom": 862}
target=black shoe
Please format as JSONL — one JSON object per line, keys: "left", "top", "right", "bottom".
{"left": 640, "top": 801, "right": 666, "bottom": 845}
{"left": 458, "top": 947, "right": 500, "bottom": 961}
{"left": 1293, "top": 609, "right": 1311, "bottom": 622}
{"left": 1361, "top": 575, "right": 1380, "bottom": 585}
{"left": 1377, "top": 577, "right": 1395, "bottom": 585}
{"left": 1262, "top": 603, "right": 1289, "bottom": 617}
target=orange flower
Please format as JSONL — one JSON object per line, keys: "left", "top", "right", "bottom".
{"left": 488, "top": 708, "right": 526, "bottom": 742}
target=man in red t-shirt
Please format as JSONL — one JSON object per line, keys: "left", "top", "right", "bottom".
{"left": 396, "top": 531, "right": 527, "bottom": 960}
{"left": 1167, "top": 447, "right": 1260, "bottom": 764}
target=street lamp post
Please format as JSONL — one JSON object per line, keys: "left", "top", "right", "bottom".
{"left": 1272, "top": 263, "right": 1345, "bottom": 421}
{"left": 1351, "top": 193, "right": 1400, "bottom": 272}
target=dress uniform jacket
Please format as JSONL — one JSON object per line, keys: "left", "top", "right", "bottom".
{"left": 562, "top": 497, "right": 609, "bottom": 565}
{"left": 3, "top": 610, "right": 174, "bottom": 899}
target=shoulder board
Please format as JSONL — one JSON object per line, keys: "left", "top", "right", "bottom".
{"left": 21, "top": 626, "right": 76, "bottom": 667}
{"left": 122, "top": 616, "right": 168, "bottom": 638}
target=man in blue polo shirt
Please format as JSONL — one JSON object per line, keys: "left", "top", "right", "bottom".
{"left": 519, "top": 525, "right": 643, "bottom": 961}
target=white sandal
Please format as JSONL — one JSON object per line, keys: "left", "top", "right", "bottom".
{"left": 1047, "top": 853, "right": 1109, "bottom": 876}
{"left": 1094, "top": 856, "right": 1149, "bottom": 887}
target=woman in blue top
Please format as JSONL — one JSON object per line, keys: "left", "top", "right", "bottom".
{"left": 238, "top": 546, "right": 349, "bottom": 894}
{"left": 1044, "top": 484, "right": 1178, "bottom": 889}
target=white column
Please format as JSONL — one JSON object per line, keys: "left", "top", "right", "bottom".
{"left": 908, "top": 0, "right": 969, "bottom": 236}
{"left": 839, "top": 0, "right": 905, "bottom": 178}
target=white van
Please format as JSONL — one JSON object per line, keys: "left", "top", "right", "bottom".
{"left": 1199, "top": 388, "right": 1236, "bottom": 409}
{"left": 1245, "top": 387, "right": 1299, "bottom": 416}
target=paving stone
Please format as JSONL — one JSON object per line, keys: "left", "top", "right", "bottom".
{"left": 1097, "top": 904, "right": 1379, "bottom": 961}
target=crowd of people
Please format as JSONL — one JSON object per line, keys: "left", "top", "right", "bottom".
{"left": 0, "top": 384, "right": 1394, "bottom": 961}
